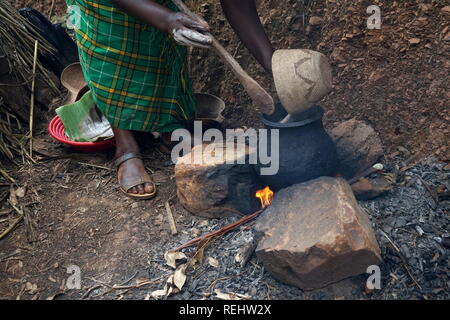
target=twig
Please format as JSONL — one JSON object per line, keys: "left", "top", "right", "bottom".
{"left": 0, "top": 209, "right": 13, "bottom": 216}
{"left": 0, "top": 250, "right": 21, "bottom": 263}
{"left": 0, "top": 209, "right": 24, "bottom": 240}
{"left": 95, "top": 271, "right": 139, "bottom": 296}
{"left": 77, "top": 162, "right": 112, "bottom": 171}
{"left": 48, "top": 0, "right": 56, "bottom": 20}
{"left": 416, "top": 175, "right": 439, "bottom": 205}
{"left": 81, "top": 285, "right": 103, "bottom": 299}
{"left": 117, "top": 271, "right": 139, "bottom": 286}
{"left": 172, "top": 208, "right": 265, "bottom": 252}
{"left": 86, "top": 276, "right": 163, "bottom": 298}
{"left": 86, "top": 277, "right": 112, "bottom": 288}
{"left": 348, "top": 165, "right": 383, "bottom": 185}
{"left": 206, "top": 277, "right": 232, "bottom": 296}
{"left": 165, "top": 201, "right": 178, "bottom": 235}
{"left": 29, "top": 40, "right": 39, "bottom": 159}
{"left": 0, "top": 168, "right": 15, "bottom": 183}
{"left": 380, "top": 230, "right": 422, "bottom": 291}
{"left": 109, "top": 279, "right": 161, "bottom": 290}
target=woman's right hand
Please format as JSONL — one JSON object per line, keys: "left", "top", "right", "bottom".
{"left": 166, "top": 12, "right": 212, "bottom": 49}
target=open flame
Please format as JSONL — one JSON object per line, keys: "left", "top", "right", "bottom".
{"left": 256, "top": 186, "right": 274, "bottom": 209}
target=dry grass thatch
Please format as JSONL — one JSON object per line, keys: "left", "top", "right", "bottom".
{"left": 0, "top": 0, "right": 58, "bottom": 89}
{"left": 0, "top": 0, "right": 62, "bottom": 180}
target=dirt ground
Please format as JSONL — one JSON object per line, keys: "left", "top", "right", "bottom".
{"left": 1, "top": 0, "right": 449, "bottom": 300}
{"left": 13, "top": 0, "right": 450, "bottom": 160}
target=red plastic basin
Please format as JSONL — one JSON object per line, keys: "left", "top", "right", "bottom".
{"left": 48, "top": 115, "right": 115, "bottom": 152}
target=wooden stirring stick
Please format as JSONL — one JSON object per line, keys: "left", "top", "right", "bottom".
{"left": 172, "top": 0, "right": 275, "bottom": 115}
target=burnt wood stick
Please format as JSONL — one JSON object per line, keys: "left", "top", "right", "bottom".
{"left": 348, "top": 166, "right": 383, "bottom": 185}
{"left": 171, "top": 208, "right": 265, "bottom": 252}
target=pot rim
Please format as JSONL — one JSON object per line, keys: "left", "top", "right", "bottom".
{"left": 261, "top": 105, "right": 324, "bottom": 128}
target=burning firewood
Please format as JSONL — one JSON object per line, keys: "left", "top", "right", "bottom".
{"left": 171, "top": 186, "right": 274, "bottom": 252}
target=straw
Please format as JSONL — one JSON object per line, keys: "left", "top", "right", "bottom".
{"left": 0, "top": 1, "right": 60, "bottom": 178}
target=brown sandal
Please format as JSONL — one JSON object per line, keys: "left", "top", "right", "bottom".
{"left": 115, "top": 152, "right": 157, "bottom": 200}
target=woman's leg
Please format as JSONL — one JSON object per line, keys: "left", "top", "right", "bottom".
{"left": 113, "top": 127, "right": 155, "bottom": 195}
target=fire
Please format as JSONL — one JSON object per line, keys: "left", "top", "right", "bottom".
{"left": 256, "top": 186, "right": 274, "bottom": 209}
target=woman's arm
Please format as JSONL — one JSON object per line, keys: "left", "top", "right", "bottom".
{"left": 111, "top": 0, "right": 212, "bottom": 48}
{"left": 220, "top": 0, "right": 274, "bottom": 72}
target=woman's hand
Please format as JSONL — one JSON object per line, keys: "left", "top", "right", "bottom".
{"left": 166, "top": 12, "right": 212, "bottom": 48}
{"left": 111, "top": 0, "right": 212, "bottom": 49}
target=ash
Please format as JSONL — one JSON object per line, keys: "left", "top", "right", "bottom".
{"left": 155, "top": 160, "right": 449, "bottom": 300}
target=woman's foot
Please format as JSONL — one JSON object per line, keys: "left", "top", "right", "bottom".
{"left": 113, "top": 128, "right": 155, "bottom": 196}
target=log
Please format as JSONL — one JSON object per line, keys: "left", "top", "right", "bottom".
{"left": 175, "top": 142, "right": 263, "bottom": 218}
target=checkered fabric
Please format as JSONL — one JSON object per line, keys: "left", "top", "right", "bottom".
{"left": 66, "top": 0, "right": 196, "bottom": 133}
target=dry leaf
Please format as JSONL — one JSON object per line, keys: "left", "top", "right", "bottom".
{"left": 151, "top": 263, "right": 187, "bottom": 299}
{"left": 190, "top": 239, "right": 209, "bottom": 268}
{"left": 199, "top": 220, "right": 209, "bottom": 227}
{"left": 25, "top": 282, "right": 38, "bottom": 295}
{"left": 151, "top": 274, "right": 175, "bottom": 299}
{"left": 409, "top": 38, "right": 421, "bottom": 45}
{"left": 173, "top": 264, "right": 187, "bottom": 290}
{"left": 192, "top": 228, "right": 201, "bottom": 237}
{"left": 164, "top": 251, "right": 187, "bottom": 269}
{"left": 208, "top": 257, "right": 220, "bottom": 268}
{"left": 214, "top": 289, "right": 250, "bottom": 301}
{"left": 15, "top": 186, "right": 26, "bottom": 198}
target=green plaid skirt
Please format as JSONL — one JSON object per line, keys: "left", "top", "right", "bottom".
{"left": 66, "top": 0, "right": 196, "bottom": 133}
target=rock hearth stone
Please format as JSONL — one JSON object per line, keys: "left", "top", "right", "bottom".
{"left": 328, "top": 119, "right": 384, "bottom": 179}
{"left": 175, "top": 142, "right": 262, "bottom": 218}
{"left": 255, "top": 177, "right": 382, "bottom": 290}
{"left": 351, "top": 176, "right": 394, "bottom": 200}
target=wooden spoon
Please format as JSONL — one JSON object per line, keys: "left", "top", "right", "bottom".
{"left": 172, "top": 0, "right": 275, "bottom": 115}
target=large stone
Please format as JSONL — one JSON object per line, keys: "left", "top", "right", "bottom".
{"left": 175, "top": 142, "right": 262, "bottom": 218}
{"left": 351, "top": 176, "right": 393, "bottom": 200}
{"left": 255, "top": 177, "right": 382, "bottom": 290}
{"left": 328, "top": 119, "right": 384, "bottom": 179}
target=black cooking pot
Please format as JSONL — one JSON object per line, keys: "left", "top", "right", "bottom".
{"left": 255, "top": 104, "right": 338, "bottom": 191}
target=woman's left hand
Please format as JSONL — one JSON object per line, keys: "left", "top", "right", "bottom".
{"left": 166, "top": 12, "right": 213, "bottom": 48}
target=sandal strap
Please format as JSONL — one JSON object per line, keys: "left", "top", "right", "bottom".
{"left": 121, "top": 174, "right": 154, "bottom": 193}
{"left": 114, "top": 152, "right": 142, "bottom": 168}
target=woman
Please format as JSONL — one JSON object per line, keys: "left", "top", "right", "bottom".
{"left": 67, "top": 0, "right": 274, "bottom": 199}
